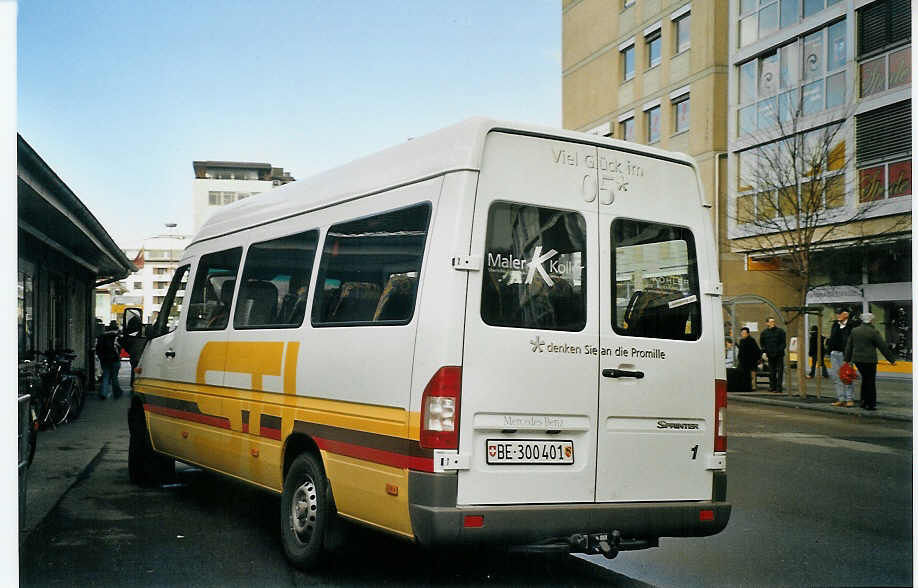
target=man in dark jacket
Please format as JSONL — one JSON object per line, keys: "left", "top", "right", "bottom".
{"left": 737, "top": 327, "right": 761, "bottom": 391}
{"left": 826, "top": 308, "right": 859, "bottom": 406}
{"left": 844, "top": 312, "right": 896, "bottom": 410}
{"left": 759, "top": 317, "right": 786, "bottom": 392}
{"left": 96, "top": 320, "right": 124, "bottom": 400}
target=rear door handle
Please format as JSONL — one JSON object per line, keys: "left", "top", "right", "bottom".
{"left": 164, "top": 350, "right": 176, "bottom": 358}
{"left": 603, "top": 368, "right": 644, "bottom": 379}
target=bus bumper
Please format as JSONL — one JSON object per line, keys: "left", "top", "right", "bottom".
{"left": 409, "top": 471, "right": 731, "bottom": 548}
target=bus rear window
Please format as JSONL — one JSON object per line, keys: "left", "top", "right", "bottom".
{"left": 481, "top": 202, "right": 586, "bottom": 332}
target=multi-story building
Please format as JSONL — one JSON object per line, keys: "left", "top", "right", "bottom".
{"left": 562, "top": 0, "right": 749, "bottom": 288}
{"left": 727, "top": 0, "right": 911, "bottom": 368}
{"left": 119, "top": 232, "right": 192, "bottom": 324}
{"left": 192, "top": 161, "right": 295, "bottom": 231}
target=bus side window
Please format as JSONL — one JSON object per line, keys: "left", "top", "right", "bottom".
{"left": 186, "top": 248, "right": 243, "bottom": 331}
{"left": 311, "top": 203, "right": 431, "bottom": 327}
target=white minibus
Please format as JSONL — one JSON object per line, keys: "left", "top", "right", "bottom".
{"left": 124, "top": 118, "right": 730, "bottom": 568}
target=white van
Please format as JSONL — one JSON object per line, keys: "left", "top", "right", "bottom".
{"left": 124, "top": 118, "right": 730, "bottom": 568}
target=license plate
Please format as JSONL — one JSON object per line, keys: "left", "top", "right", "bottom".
{"left": 486, "top": 439, "right": 574, "bottom": 465}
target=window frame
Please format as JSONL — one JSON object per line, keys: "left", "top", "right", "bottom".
{"left": 673, "top": 94, "right": 691, "bottom": 134}
{"left": 646, "top": 30, "right": 662, "bottom": 69}
{"left": 673, "top": 10, "right": 691, "bottom": 54}
{"left": 621, "top": 43, "right": 636, "bottom": 81}
{"left": 311, "top": 202, "right": 432, "bottom": 328}
{"left": 151, "top": 264, "right": 190, "bottom": 338}
{"left": 610, "top": 217, "right": 702, "bottom": 341}
{"left": 232, "top": 229, "right": 320, "bottom": 330}
{"left": 185, "top": 248, "right": 243, "bottom": 332}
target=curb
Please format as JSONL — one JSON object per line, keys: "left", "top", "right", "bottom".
{"left": 728, "top": 393, "right": 912, "bottom": 422}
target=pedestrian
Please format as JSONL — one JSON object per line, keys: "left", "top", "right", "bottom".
{"left": 737, "top": 327, "right": 761, "bottom": 391}
{"left": 759, "top": 317, "right": 786, "bottom": 392}
{"left": 724, "top": 337, "right": 737, "bottom": 368}
{"left": 844, "top": 312, "right": 896, "bottom": 411}
{"left": 827, "top": 307, "right": 859, "bottom": 407}
{"left": 807, "top": 325, "right": 829, "bottom": 378}
{"left": 96, "top": 320, "right": 124, "bottom": 400}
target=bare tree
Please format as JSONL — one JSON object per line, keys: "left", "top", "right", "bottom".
{"left": 731, "top": 102, "right": 911, "bottom": 397}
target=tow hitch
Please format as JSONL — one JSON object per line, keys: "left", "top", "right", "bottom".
{"left": 569, "top": 531, "right": 658, "bottom": 559}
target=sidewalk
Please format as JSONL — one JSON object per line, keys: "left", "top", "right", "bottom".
{"left": 729, "top": 375, "right": 913, "bottom": 422}
{"left": 20, "top": 366, "right": 132, "bottom": 543}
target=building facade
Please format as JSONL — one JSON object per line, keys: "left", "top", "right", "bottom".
{"left": 726, "top": 0, "right": 911, "bottom": 370}
{"left": 117, "top": 232, "right": 192, "bottom": 324}
{"left": 192, "top": 161, "right": 295, "bottom": 231}
{"left": 562, "top": 0, "right": 760, "bottom": 294}
{"left": 18, "top": 135, "right": 135, "bottom": 378}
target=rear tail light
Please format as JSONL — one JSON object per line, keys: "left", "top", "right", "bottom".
{"left": 420, "top": 366, "right": 462, "bottom": 450}
{"left": 714, "top": 378, "right": 727, "bottom": 452}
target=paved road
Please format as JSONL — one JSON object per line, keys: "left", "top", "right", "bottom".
{"left": 20, "top": 378, "right": 912, "bottom": 586}
{"left": 582, "top": 403, "right": 913, "bottom": 587}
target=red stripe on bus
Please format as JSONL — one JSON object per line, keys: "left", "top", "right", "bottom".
{"left": 260, "top": 427, "right": 282, "bottom": 441}
{"left": 144, "top": 404, "right": 232, "bottom": 430}
{"left": 315, "top": 437, "right": 434, "bottom": 473}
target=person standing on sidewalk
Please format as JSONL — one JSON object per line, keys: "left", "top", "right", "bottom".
{"left": 808, "top": 325, "right": 829, "bottom": 378}
{"left": 844, "top": 312, "right": 896, "bottom": 411}
{"left": 96, "top": 320, "right": 124, "bottom": 400}
{"left": 737, "top": 327, "right": 761, "bottom": 391}
{"left": 759, "top": 317, "right": 786, "bottom": 392}
{"left": 827, "top": 308, "right": 858, "bottom": 407}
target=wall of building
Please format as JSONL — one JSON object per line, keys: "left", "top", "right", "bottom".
{"left": 192, "top": 178, "right": 274, "bottom": 231}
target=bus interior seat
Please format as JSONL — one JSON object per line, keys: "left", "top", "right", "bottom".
{"left": 330, "top": 282, "right": 381, "bottom": 322}
{"left": 373, "top": 274, "right": 416, "bottom": 321}
{"left": 238, "top": 280, "right": 279, "bottom": 326}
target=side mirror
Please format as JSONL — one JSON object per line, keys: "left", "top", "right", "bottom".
{"left": 123, "top": 307, "right": 144, "bottom": 337}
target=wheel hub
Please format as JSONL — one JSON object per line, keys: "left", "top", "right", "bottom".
{"left": 290, "top": 477, "right": 318, "bottom": 544}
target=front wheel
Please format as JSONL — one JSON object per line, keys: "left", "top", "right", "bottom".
{"left": 50, "top": 378, "right": 77, "bottom": 426}
{"left": 280, "top": 453, "right": 329, "bottom": 569}
{"left": 128, "top": 400, "right": 174, "bottom": 486}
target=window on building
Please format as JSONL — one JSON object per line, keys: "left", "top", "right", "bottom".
{"left": 856, "top": 101, "right": 912, "bottom": 203}
{"left": 623, "top": 0, "right": 635, "bottom": 8}
{"left": 858, "top": 0, "right": 911, "bottom": 98}
{"left": 312, "top": 203, "right": 431, "bottom": 326}
{"left": 153, "top": 267, "right": 169, "bottom": 275}
{"left": 612, "top": 219, "right": 700, "bottom": 340}
{"left": 646, "top": 105, "right": 661, "bottom": 143}
{"left": 646, "top": 30, "right": 662, "bottom": 68}
{"left": 738, "top": 0, "right": 841, "bottom": 48}
{"left": 153, "top": 296, "right": 164, "bottom": 305}
{"left": 481, "top": 203, "right": 586, "bottom": 332}
{"left": 673, "top": 95, "right": 690, "bottom": 133}
{"left": 154, "top": 281, "right": 169, "bottom": 290}
{"left": 674, "top": 11, "right": 691, "bottom": 53}
{"left": 233, "top": 230, "right": 319, "bottom": 329}
{"left": 237, "top": 192, "right": 250, "bottom": 200}
{"left": 222, "top": 192, "right": 235, "bottom": 205}
{"left": 737, "top": 18, "right": 846, "bottom": 136}
{"left": 620, "top": 116, "right": 635, "bottom": 142}
{"left": 17, "top": 268, "right": 34, "bottom": 356}
{"left": 208, "top": 191, "right": 220, "bottom": 205}
{"left": 622, "top": 43, "right": 635, "bottom": 81}
{"left": 186, "top": 248, "right": 242, "bottom": 331}
{"left": 133, "top": 281, "right": 142, "bottom": 289}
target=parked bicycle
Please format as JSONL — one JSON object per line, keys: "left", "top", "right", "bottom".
{"left": 25, "top": 349, "right": 85, "bottom": 432}
{"left": 17, "top": 360, "right": 40, "bottom": 467}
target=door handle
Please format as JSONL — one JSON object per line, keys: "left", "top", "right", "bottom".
{"left": 603, "top": 368, "right": 644, "bottom": 379}
{"left": 164, "top": 350, "right": 176, "bottom": 359}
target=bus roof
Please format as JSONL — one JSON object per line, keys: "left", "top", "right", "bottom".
{"left": 191, "top": 117, "right": 696, "bottom": 245}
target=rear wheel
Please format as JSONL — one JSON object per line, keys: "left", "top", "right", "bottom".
{"left": 50, "top": 378, "right": 76, "bottom": 426}
{"left": 128, "top": 400, "right": 174, "bottom": 486}
{"left": 66, "top": 377, "right": 85, "bottom": 422}
{"left": 280, "top": 453, "right": 328, "bottom": 569}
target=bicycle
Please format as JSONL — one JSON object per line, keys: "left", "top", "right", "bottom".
{"left": 17, "top": 359, "right": 41, "bottom": 467}
{"left": 29, "top": 349, "right": 85, "bottom": 431}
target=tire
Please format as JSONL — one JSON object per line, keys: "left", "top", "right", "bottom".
{"left": 50, "top": 379, "right": 75, "bottom": 426}
{"left": 66, "top": 378, "right": 85, "bottom": 423}
{"left": 128, "top": 400, "right": 175, "bottom": 486}
{"left": 280, "top": 453, "right": 329, "bottom": 569}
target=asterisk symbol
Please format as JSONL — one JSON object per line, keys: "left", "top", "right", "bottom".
{"left": 530, "top": 336, "right": 545, "bottom": 353}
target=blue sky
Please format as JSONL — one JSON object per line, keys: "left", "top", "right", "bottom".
{"left": 17, "top": 0, "right": 561, "bottom": 246}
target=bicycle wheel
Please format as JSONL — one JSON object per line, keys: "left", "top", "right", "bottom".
{"left": 50, "top": 378, "right": 76, "bottom": 426}
{"left": 67, "top": 377, "right": 85, "bottom": 423}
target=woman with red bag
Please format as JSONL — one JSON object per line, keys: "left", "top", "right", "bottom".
{"left": 844, "top": 312, "right": 896, "bottom": 411}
